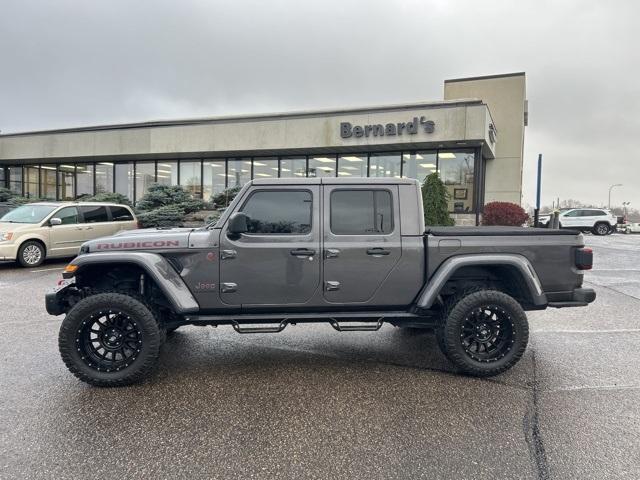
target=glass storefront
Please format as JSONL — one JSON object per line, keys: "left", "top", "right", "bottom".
{"left": 135, "top": 162, "right": 155, "bottom": 202}
{"left": 307, "top": 155, "right": 336, "bottom": 178}
{"left": 95, "top": 162, "right": 114, "bottom": 194}
{"left": 58, "top": 165, "right": 75, "bottom": 200}
{"left": 76, "top": 164, "right": 94, "bottom": 197}
{"left": 0, "top": 149, "right": 479, "bottom": 212}
{"left": 115, "top": 162, "right": 134, "bottom": 200}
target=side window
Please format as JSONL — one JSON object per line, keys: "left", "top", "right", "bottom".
{"left": 240, "top": 190, "right": 312, "bottom": 234}
{"left": 55, "top": 207, "right": 79, "bottom": 225}
{"left": 331, "top": 189, "right": 393, "bottom": 235}
{"left": 79, "top": 205, "right": 109, "bottom": 223}
{"left": 593, "top": 210, "right": 606, "bottom": 216}
{"left": 110, "top": 206, "right": 134, "bottom": 221}
{"left": 564, "top": 210, "right": 580, "bottom": 217}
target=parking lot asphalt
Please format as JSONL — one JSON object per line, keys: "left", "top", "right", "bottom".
{"left": 0, "top": 234, "right": 639, "bottom": 480}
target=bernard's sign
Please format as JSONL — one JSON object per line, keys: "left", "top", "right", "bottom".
{"left": 340, "top": 116, "right": 435, "bottom": 139}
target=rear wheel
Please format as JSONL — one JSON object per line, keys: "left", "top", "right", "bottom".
{"left": 58, "top": 293, "right": 161, "bottom": 386}
{"left": 436, "top": 290, "right": 529, "bottom": 377}
{"left": 593, "top": 222, "right": 610, "bottom": 235}
{"left": 17, "top": 240, "right": 45, "bottom": 267}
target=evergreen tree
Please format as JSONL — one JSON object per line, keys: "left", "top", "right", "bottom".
{"left": 422, "top": 172, "right": 454, "bottom": 226}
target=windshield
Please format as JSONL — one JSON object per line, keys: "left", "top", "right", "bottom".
{"left": 0, "top": 205, "right": 58, "bottom": 224}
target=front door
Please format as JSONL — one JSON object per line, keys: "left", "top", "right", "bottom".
{"left": 219, "top": 186, "right": 321, "bottom": 307}
{"left": 322, "top": 185, "right": 401, "bottom": 305}
{"left": 48, "top": 206, "right": 84, "bottom": 256}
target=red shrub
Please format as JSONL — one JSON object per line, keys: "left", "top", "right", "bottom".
{"left": 482, "top": 202, "right": 529, "bottom": 226}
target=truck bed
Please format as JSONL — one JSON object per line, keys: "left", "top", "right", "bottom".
{"left": 426, "top": 226, "right": 580, "bottom": 236}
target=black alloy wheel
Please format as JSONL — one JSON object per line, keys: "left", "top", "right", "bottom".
{"left": 436, "top": 290, "right": 529, "bottom": 377}
{"left": 59, "top": 293, "right": 161, "bottom": 386}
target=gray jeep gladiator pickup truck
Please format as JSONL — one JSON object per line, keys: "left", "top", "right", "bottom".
{"left": 47, "top": 178, "right": 595, "bottom": 386}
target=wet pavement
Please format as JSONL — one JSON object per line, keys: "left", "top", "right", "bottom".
{"left": 0, "top": 234, "right": 639, "bottom": 479}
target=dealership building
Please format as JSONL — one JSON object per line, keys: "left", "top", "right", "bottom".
{"left": 0, "top": 72, "right": 527, "bottom": 225}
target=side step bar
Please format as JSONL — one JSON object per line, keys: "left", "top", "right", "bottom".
{"left": 183, "top": 311, "right": 435, "bottom": 333}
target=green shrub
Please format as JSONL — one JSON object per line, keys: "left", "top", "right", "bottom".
{"left": 81, "top": 192, "right": 132, "bottom": 206}
{"left": 211, "top": 186, "right": 241, "bottom": 208}
{"left": 137, "top": 205, "right": 186, "bottom": 228}
{"left": 0, "top": 187, "right": 14, "bottom": 202}
{"left": 136, "top": 184, "right": 192, "bottom": 211}
{"left": 422, "top": 173, "right": 454, "bottom": 227}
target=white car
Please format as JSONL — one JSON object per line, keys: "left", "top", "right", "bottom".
{"left": 538, "top": 208, "right": 617, "bottom": 235}
{"left": 620, "top": 222, "right": 640, "bottom": 234}
{"left": 0, "top": 202, "right": 138, "bottom": 267}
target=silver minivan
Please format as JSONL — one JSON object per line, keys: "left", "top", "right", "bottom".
{"left": 0, "top": 202, "right": 137, "bottom": 267}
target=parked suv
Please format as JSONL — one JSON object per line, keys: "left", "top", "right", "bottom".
{"left": 538, "top": 208, "right": 616, "bottom": 235}
{"left": 0, "top": 202, "right": 137, "bottom": 267}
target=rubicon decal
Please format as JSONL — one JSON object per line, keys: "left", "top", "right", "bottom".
{"left": 96, "top": 240, "right": 181, "bottom": 250}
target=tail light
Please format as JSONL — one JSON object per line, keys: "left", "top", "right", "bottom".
{"left": 575, "top": 247, "right": 593, "bottom": 270}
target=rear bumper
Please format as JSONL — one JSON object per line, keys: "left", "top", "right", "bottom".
{"left": 547, "top": 287, "right": 596, "bottom": 308}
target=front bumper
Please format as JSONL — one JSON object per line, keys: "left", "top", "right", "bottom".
{"left": 547, "top": 287, "right": 596, "bottom": 308}
{"left": 45, "top": 282, "right": 75, "bottom": 316}
{"left": 0, "top": 243, "right": 18, "bottom": 261}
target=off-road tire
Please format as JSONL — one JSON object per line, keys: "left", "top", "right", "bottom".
{"left": 59, "top": 293, "right": 161, "bottom": 387}
{"left": 17, "top": 240, "right": 45, "bottom": 267}
{"left": 593, "top": 222, "right": 610, "bottom": 236}
{"left": 436, "top": 289, "right": 529, "bottom": 377}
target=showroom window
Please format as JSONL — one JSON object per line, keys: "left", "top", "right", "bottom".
{"left": 95, "top": 162, "right": 114, "bottom": 194}
{"left": 228, "top": 159, "right": 250, "bottom": 188}
{"left": 24, "top": 166, "right": 40, "bottom": 198}
{"left": 203, "top": 159, "right": 226, "bottom": 202}
{"left": 0, "top": 167, "right": 5, "bottom": 188}
{"left": 76, "top": 164, "right": 94, "bottom": 197}
{"left": 402, "top": 151, "right": 437, "bottom": 184}
{"left": 8, "top": 166, "right": 23, "bottom": 195}
{"left": 438, "top": 150, "right": 475, "bottom": 213}
{"left": 308, "top": 155, "right": 336, "bottom": 178}
{"left": 58, "top": 164, "right": 75, "bottom": 200}
{"left": 369, "top": 152, "right": 401, "bottom": 178}
{"left": 240, "top": 190, "right": 312, "bottom": 234}
{"left": 40, "top": 165, "right": 57, "bottom": 199}
{"left": 156, "top": 161, "right": 178, "bottom": 187}
{"left": 252, "top": 157, "right": 278, "bottom": 179}
{"left": 135, "top": 162, "right": 156, "bottom": 201}
{"left": 115, "top": 162, "right": 134, "bottom": 200}
{"left": 280, "top": 157, "right": 306, "bottom": 178}
{"left": 338, "top": 154, "right": 367, "bottom": 177}
{"left": 179, "top": 161, "right": 202, "bottom": 198}
{"left": 331, "top": 189, "right": 393, "bottom": 235}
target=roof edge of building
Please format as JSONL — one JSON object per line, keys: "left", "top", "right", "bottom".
{"left": 445, "top": 72, "right": 526, "bottom": 84}
{"left": 0, "top": 98, "right": 485, "bottom": 138}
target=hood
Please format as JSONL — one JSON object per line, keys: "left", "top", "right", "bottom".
{"left": 81, "top": 227, "right": 193, "bottom": 253}
{"left": 0, "top": 221, "right": 43, "bottom": 233}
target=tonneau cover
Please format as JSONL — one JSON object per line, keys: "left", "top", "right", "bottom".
{"left": 425, "top": 226, "right": 580, "bottom": 236}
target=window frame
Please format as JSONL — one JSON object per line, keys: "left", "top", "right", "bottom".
{"left": 237, "top": 188, "right": 314, "bottom": 236}
{"left": 52, "top": 206, "right": 80, "bottom": 225}
{"left": 78, "top": 205, "right": 110, "bottom": 223}
{"left": 329, "top": 188, "right": 395, "bottom": 236}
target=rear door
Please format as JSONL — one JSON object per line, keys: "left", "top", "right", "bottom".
{"left": 219, "top": 186, "right": 321, "bottom": 307}
{"left": 47, "top": 206, "right": 84, "bottom": 256}
{"left": 78, "top": 205, "right": 114, "bottom": 240}
{"left": 322, "top": 185, "right": 401, "bottom": 304}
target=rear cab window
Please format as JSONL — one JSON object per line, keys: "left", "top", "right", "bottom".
{"left": 330, "top": 189, "right": 393, "bottom": 235}
{"left": 79, "top": 205, "right": 109, "bottom": 223}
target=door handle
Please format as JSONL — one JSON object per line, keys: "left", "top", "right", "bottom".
{"left": 325, "top": 281, "right": 340, "bottom": 291}
{"left": 75, "top": 227, "right": 83, "bottom": 230}
{"left": 85, "top": 226, "right": 93, "bottom": 230}
{"left": 290, "top": 248, "right": 316, "bottom": 257}
{"left": 366, "top": 247, "right": 390, "bottom": 256}
{"left": 221, "top": 249, "right": 237, "bottom": 259}
{"left": 325, "top": 248, "right": 340, "bottom": 259}
{"left": 221, "top": 282, "right": 237, "bottom": 293}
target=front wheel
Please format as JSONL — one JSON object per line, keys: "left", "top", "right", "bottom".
{"left": 17, "top": 240, "right": 45, "bottom": 267}
{"left": 436, "top": 290, "right": 529, "bottom": 377}
{"left": 58, "top": 293, "right": 161, "bottom": 386}
{"left": 593, "top": 223, "right": 610, "bottom": 236}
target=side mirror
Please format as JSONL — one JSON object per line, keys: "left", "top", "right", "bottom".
{"left": 227, "top": 212, "right": 249, "bottom": 238}
{"left": 50, "top": 218, "right": 62, "bottom": 226}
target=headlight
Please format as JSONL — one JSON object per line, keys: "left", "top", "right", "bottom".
{"left": 0, "top": 232, "right": 13, "bottom": 242}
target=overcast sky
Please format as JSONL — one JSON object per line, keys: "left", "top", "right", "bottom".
{"left": 1, "top": 0, "right": 638, "bottom": 208}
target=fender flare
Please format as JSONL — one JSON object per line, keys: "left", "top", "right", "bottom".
{"left": 64, "top": 252, "right": 200, "bottom": 314}
{"left": 415, "top": 254, "right": 547, "bottom": 309}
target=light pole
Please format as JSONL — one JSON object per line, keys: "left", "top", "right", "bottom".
{"left": 623, "top": 201, "right": 631, "bottom": 221}
{"left": 608, "top": 184, "right": 622, "bottom": 209}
